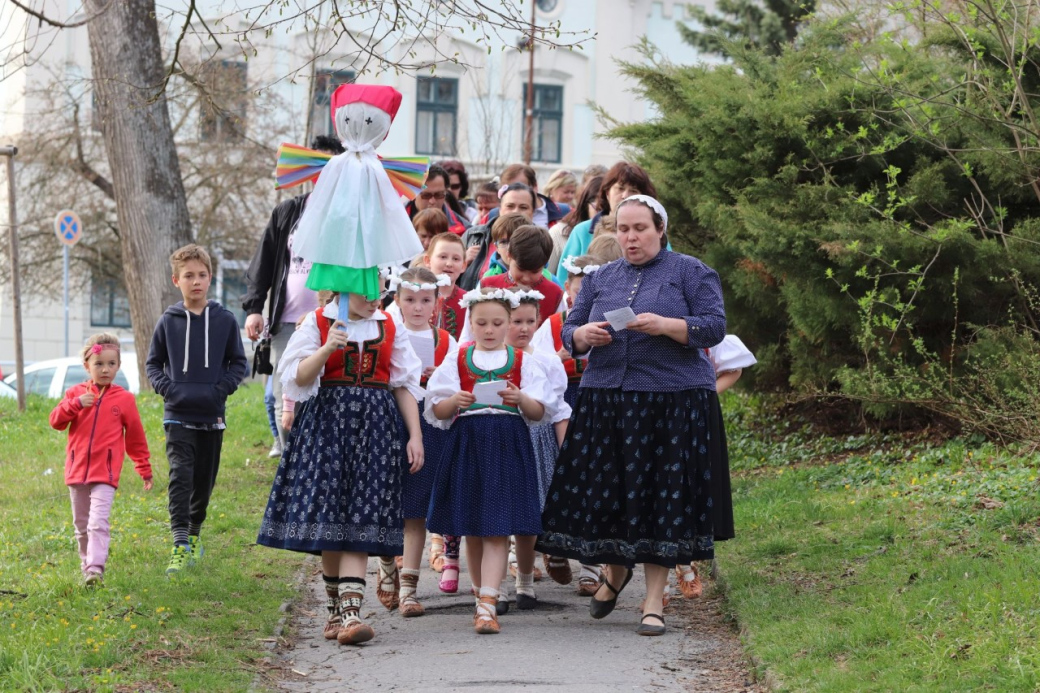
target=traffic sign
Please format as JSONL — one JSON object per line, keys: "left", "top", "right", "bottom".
{"left": 54, "top": 210, "right": 82, "bottom": 247}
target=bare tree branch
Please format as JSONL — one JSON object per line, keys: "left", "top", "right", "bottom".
{"left": 7, "top": 0, "right": 114, "bottom": 29}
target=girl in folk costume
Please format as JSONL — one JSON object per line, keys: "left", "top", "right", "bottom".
{"left": 532, "top": 255, "right": 601, "bottom": 411}
{"left": 390, "top": 266, "right": 458, "bottom": 616}
{"left": 505, "top": 288, "right": 573, "bottom": 606}
{"left": 419, "top": 232, "right": 469, "bottom": 579}
{"left": 424, "top": 288, "right": 556, "bottom": 634}
{"left": 424, "top": 233, "right": 469, "bottom": 341}
{"left": 531, "top": 255, "right": 604, "bottom": 596}
{"left": 259, "top": 84, "right": 427, "bottom": 647}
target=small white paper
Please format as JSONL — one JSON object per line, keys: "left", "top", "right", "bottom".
{"left": 603, "top": 307, "right": 638, "bottom": 331}
{"left": 411, "top": 336, "right": 436, "bottom": 371}
{"left": 473, "top": 380, "right": 507, "bottom": 406}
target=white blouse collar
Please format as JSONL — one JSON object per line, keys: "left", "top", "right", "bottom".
{"left": 321, "top": 302, "right": 387, "bottom": 322}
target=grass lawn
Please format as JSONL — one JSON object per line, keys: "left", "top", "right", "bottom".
{"left": 0, "top": 384, "right": 303, "bottom": 692}
{"left": 717, "top": 393, "right": 1040, "bottom": 692}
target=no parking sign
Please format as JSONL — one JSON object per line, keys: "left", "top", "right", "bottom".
{"left": 54, "top": 210, "right": 82, "bottom": 246}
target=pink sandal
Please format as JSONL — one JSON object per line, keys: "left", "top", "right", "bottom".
{"left": 439, "top": 561, "right": 459, "bottom": 593}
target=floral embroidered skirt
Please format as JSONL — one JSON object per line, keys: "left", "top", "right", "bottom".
{"left": 708, "top": 392, "right": 734, "bottom": 541}
{"left": 537, "top": 388, "right": 719, "bottom": 567}
{"left": 257, "top": 385, "right": 407, "bottom": 555}
{"left": 427, "top": 414, "right": 542, "bottom": 538}
{"left": 401, "top": 401, "right": 445, "bottom": 520}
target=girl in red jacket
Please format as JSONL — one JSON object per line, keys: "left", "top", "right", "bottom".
{"left": 49, "top": 333, "right": 153, "bottom": 587}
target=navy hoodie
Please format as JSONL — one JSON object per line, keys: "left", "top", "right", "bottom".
{"left": 146, "top": 300, "right": 248, "bottom": 424}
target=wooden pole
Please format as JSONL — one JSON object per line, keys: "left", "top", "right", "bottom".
{"left": 523, "top": 0, "right": 536, "bottom": 165}
{"left": 0, "top": 145, "right": 25, "bottom": 411}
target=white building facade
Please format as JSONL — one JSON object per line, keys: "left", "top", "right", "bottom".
{"left": 0, "top": 0, "right": 707, "bottom": 367}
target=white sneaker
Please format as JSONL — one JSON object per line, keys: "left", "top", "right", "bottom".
{"left": 268, "top": 439, "right": 283, "bottom": 458}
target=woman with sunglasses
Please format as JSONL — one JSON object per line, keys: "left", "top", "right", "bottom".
{"left": 406, "top": 164, "right": 471, "bottom": 236}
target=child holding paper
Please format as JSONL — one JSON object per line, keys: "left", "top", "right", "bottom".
{"left": 424, "top": 288, "right": 555, "bottom": 634}
{"left": 505, "top": 288, "right": 572, "bottom": 605}
{"left": 391, "top": 266, "right": 457, "bottom": 615}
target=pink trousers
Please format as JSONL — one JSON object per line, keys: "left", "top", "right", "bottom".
{"left": 69, "top": 483, "right": 116, "bottom": 575}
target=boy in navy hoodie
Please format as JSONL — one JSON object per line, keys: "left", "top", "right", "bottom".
{"left": 146, "top": 244, "right": 248, "bottom": 577}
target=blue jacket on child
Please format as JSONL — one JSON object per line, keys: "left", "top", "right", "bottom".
{"left": 146, "top": 300, "right": 248, "bottom": 424}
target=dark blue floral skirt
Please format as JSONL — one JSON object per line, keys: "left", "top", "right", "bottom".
{"left": 427, "top": 414, "right": 542, "bottom": 537}
{"left": 257, "top": 385, "right": 407, "bottom": 555}
{"left": 709, "top": 392, "right": 734, "bottom": 541}
{"left": 564, "top": 382, "right": 579, "bottom": 410}
{"left": 530, "top": 422, "right": 558, "bottom": 511}
{"left": 401, "top": 401, "right": 445, "bottom": 520}
{"left": 536, "top": 388, "right": 717, "bottom": 567}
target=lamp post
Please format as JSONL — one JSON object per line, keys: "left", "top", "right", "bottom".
{"left": 523, "top": 0, "right": 536, "bottom": 165}
{"left": 0, "top": 145, "right": 25, "bottom": 411}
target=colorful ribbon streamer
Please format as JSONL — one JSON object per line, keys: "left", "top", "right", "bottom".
{"left": 274, "top": 142, "right": 430, "bottom": 199}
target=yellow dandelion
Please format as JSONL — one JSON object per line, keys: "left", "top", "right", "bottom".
{"left": 130, "top": 624, "right": 137, "bottom": 630}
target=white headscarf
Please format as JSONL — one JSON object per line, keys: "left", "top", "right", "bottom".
{"left": 617, "top": 194, "right": 668, "bottom": 232}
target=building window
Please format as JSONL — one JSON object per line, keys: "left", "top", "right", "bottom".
{"left": 90, "top": 276, "right": 132, "bottom": 328}
{"left": 310, "top": 69, "right": 356, "bottom": 139}
{"left": 522, "top": 84, "right": 563, "bottom": 164}
{"left": 199, "top": 60, "right": 248, "bottom": 143}
{"left": 415, "top": 77, "right": 458, "bottom": 156}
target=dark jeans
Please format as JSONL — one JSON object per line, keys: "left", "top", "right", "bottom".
{"left": 165, "top": 424, "right": 224, "bottom": 540}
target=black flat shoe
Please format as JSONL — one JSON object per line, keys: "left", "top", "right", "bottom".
{"left": 589, "top": 567, "right": 633, "bottom": 619}
{"left": 636, "top": 612, "right": 666, "bottom": 636}
{"left": 516, "top": 593, "right": 537, "bottom": 610}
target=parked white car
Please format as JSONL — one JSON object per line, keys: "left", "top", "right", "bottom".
{"left": 1, "top": 356, "right": 140, "bottom": 398}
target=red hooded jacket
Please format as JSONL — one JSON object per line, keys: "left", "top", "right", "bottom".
{"left": 49, "top": 382, "right": 152, "bottom": 488}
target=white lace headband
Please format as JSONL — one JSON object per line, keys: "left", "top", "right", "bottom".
{"left": 617, "top": 194, "right": 668, "bottom": 231}
{"left": 459, "top": 288, "right": 521, "bottom": 309}
{"left": 389, "top": 273, "right": 451, "bottom": 293}
{"left": 560, "top": 257, "right": 601, "bottom": 276}
{"left": 512, "top": 289, "right": 545, "bottom": 303}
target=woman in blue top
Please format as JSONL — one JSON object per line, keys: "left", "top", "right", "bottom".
{"left": 556, "top": 162, "right": 656, "bottom": 282}
{"left": 537, "top": 195, "right": 726, "bottom": 637}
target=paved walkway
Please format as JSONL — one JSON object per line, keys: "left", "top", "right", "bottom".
{"left": 276, "top": 551, "right": 745, "bottom": 692}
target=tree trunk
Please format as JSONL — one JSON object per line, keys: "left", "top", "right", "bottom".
{"left": 85, "top": 0, "right": 192, "bottom": 390}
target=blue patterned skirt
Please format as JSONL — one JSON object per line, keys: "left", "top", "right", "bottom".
{"left": 257, "top": 385, "right": 407, "bottom": 555}
{"left": 530, "top": 422, "right": 559, "bottom": 511}
{"left": 536, "top": 388, "right": 717, "bottom": 567}
{"left": 564, "top": 382, "right": 579, "bottom": 410}
{"left": 427, "top": 414, "right": 542, "bottom": 537}
{"left": 401, "top": 401, "right": 445, "bottom": 520}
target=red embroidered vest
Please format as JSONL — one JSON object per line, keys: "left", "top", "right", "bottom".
{"left": 550, "top": 311, "right": 586, "bottom": 384}
{"left": 419, "top": 328, "right": 452, "bottom": 388}
{"left": 457, "top": 345, "right": 524, "bottom": 414}
{"left": 316, "top": 310, "right": 396, "bottom": 390}
{"left": 434, "top": 286, "right": 465, "bottom": 340}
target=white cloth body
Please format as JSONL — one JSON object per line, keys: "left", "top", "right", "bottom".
{"left": 423, "top": 347, "right": 556, "bottom": 430}
{"left": 709, "top": 334, "right": 757, "bottom": 374}
{"left": 527, "top": 348, "right": 572, "bottom": 424}
{"left": 292, "top": 102, "right": 423, "bottom": 270}
{"left": 278, "top": 303, "right": 423, "bottom": 403}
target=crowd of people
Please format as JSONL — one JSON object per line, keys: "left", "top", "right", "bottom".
{"left": 48, "top": 111, "right": 757, "bottom": 646}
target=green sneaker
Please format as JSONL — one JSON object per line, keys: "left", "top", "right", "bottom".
{"left": 166, "top": 545, "right": 191, "bottom": 577}
{"left": 188, "top": 536, "right": 204, "bottom": 565}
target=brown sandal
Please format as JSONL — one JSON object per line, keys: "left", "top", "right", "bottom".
{"left": 376, "top": 561, "right": 400, "bottom": 611}
{"left": 399, "top": 594, "right": 425, "bottom": 618}
{"left": 474, "top": 595, "right": 500, "bottom": 634}
{"left": 336, "top": 590, "right": 375, "bottom": 645}
{"left": 543, "top": 554, "right": 573, "bottom": 585}
{"left": 429, "top": 535, "right": 445, "bottom": 573}
{"left": 323, "top": 597, "right": 342, "bottom": 640}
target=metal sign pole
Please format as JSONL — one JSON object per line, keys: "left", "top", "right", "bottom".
{"left": 0, "top": 145, "right": 25, "bottom": 411}
{"left": 64, "top": 245, "right": 70, "bottom": 357}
